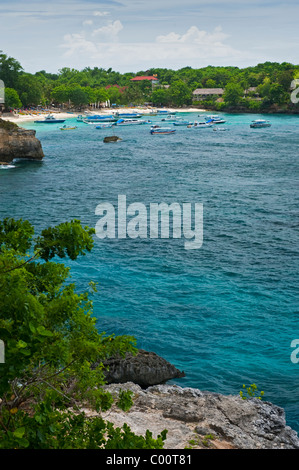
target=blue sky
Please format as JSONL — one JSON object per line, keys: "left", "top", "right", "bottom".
{"left": 0, "top": 0, "right": 298, "bottom": 73}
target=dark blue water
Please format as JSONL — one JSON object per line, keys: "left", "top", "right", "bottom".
{"left": 1, "top": 112, "right": 299, "bottom": 432}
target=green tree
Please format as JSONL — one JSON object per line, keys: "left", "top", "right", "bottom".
{"left": 223, "top": 82, "right": 244, "bottom": 106}
{"left": 106, "top": 86, "right": 122, "bottom": 105}
{"left": 121, "top": 84, "right": 144, "bottom": 105}
{"left": 68, "top": 86, "right": 89, "bottom": 108}
{"left": 51, "top": 84, "right": 71, "bottom": 105}
{"left": 0, "top": 218, "right": 167, "bottom": 449}
{"left": 95, "top": 87, "right": 110, "bottom": 104}
{"left": 4, "top": 88, "right": 22, "bottom": 109}
{"left": 257, "top": 77, "right": 271, "bottom": 99}
{"left": 168, "top": 80, "right": 192, "bottom": 107}
{"left": 268, "top": 83, "right": 289, "bottom": 105}
{"left": 17, "top": 74, "right": 43, "bottom": 107}
{"left": 87, "top": 86, "right": 109, "bottom": 105}
{"left": 151, "top": 88, "right": 170, "bottom": 107}
{"left": 277, "top": 69, "right": 295, "bottom": 91}
{"left": 0, "top": 51, "right": 23, "bottom": 89}
{"left": 205, "top": 79, "right": 217, "bottom": 88}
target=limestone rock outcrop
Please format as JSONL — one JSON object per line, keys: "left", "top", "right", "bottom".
{"left": 97, "top": 382, "right": 299, "bottom": 449}
{"left": 0, "top": 119, "right": 44, "bottom": 163}
{"left": 101, "top": 350, "right": 185, "bottom": 388}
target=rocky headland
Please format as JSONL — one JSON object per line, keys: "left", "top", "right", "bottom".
{"left": 90, "top": 350, "right": 299, "bottom": 449}
{"left": 0, "top": 119, "right": 44, "bottom": 164}
{"left": 96, "top": 382, "right": 299, "bottom": 449}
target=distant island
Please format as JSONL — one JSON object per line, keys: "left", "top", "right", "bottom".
{"left": 1, "top": 50, "right": 299, "bottom": 114}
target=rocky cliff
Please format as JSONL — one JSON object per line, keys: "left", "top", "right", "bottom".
{"left": 0, "top": 119, "right": 44, "bottom": 163}
{"left": 91, "top": 350, "right": 299, "bottom": 448}
{"left": 95, "top": 382, "right": 299, "bottom": 449}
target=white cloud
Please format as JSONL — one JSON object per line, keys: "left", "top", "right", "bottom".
{"left": 83, "top": 20, "right": 93, "bottom": 26}
{"left": 156, "top": 25, "right": 229, "bottom": 45}
{"left": 91, "top": 20, "right": 123, "bottom": 41}
{"left": 62, "top": 33, "right": 98, "bottom": 57}
{"left": 61, "top": 24, "right": 246, "bottom": 71}
{"left": 93, "top": 11, "right": 110, "bottom": 17}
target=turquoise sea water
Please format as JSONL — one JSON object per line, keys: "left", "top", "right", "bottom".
{"left": 1, "top": 112, "right": 299, "bottom": 432}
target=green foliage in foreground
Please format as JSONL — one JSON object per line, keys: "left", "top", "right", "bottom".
{"left": 0, "top": 218, "right": 167, "bottom": 449}
{"left": 240, "top": 383, "right": 265, "bottom": 401}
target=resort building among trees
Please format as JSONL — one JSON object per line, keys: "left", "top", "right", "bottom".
{"left": 192, "top": 88, "right": 224, "bottom": 101}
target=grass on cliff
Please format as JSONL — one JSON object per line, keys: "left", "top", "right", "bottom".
{"left": 0, "top": 118, "right": 19, "bottom": 131}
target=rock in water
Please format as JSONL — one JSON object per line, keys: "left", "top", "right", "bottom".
{"left": 102, "top": 349, "right": 185, "bottom": 387}
{"left": 0, "top": 119, "right": 44, "bottom": 163}
{"left": 103, "top": 136, "right": 122, "bottom": 143}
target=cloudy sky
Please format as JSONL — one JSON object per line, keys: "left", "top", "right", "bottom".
{"left": 0, "top": 0, "right": 298, "bottom": 73}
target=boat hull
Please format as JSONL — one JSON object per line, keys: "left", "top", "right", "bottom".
{"left": 190, "top": 123, "right": 213, "bottom": 128}
{"left": 117, "top": 120, "right": 149, "bottom": 126}
{"left": 35, "top": 120, "right": 65, "bottom": 123}
{"left": 114, "top": 113, "right": 142, "bottom": 118}
{"left": 150, "top": 129, "right": 176, "bottom": 135}
{"left": 83, "top": 117, "right": 116, "bottom": 123}
{"left": 95, "top": 124, "right": 115, "bottom": 129}
{"left": 173, "top": 121, "right": 193, "bottom": 126}
{"left": 250, "top": 123, "right": 271, "bottom": 128}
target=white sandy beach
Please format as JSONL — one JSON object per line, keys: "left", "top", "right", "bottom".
{"left": 1, "top": 106, "right": 206, "bottom": 124}
{"left": 0, "top": 111, "right": 77, "bottom": 124}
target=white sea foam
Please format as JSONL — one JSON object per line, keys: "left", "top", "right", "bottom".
{"left": 0, "top": 164, "right": 16, "bottom": 169}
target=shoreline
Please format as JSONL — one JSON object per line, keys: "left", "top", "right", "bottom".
{"left": 0, "top": 106, "right": 207, "bottom": 124}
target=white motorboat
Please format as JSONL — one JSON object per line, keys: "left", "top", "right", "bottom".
{"left": 173, "top": 120, "right": 193, "bottom": 126}
{"left": 189, "top": 121, "right": 213, "bottom": 128}
{"left": 34, "top": 114, "right": 65, "bottom": 124}
{"left": 150, "top": 127, "right": 176, "bottom": 135}
{"left": 116, "top": 118, "right": 150, "bottom": 126}
{"left": 250, "top": 119, "right": 271, "bottom": 128}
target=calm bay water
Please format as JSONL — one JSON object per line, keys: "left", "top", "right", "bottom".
{"left": 1, "top": 111, "right": 299, "bottom": 432}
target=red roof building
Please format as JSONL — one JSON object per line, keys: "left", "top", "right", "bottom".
{"left": 130, "top": 76, "right": 159, "bottom": 83}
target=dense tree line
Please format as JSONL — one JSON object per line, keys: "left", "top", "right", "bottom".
{"left": 1, "top": 50, "right": 298, "bottom": 111}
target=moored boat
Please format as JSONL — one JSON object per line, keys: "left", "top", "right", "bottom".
{"left": 150, "top": 127, "right": 176, "bottom": 135}
{"left": 82, "top": 114, "right": 117, "bottom": 123}
{"left": 189, "top": 121, "right": 213, "bottom": 128}
{"left": 95, "top": 123, "right": 115, "bottom": 129}
{"left": 250, "top": 119, "right": 271, "bottom": 128}
{"left": 114, "top": 112, "right": 142, "bottom": 118}
{"left": 140, "top": 110, "right": 157, "bottom": 116}
{"left": 116, "top": 118, "right": 150, "bottom": 126}
{"left": 173, "top": 120, "right": 193, "bottom": 126}
{"left": 161, "top": 115, "right": 182, "bottom": 122}
{"left": 157, "top": 109, "right": 169, "bottom": 115}
{"left": 205, "top": 115, "right": 226, "bottom": 124}
{"left": 34, "top": 114, "right": 65, "bottom": 124}
{"left": 60, "top": 125, "right": 77, "bottom": 130}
